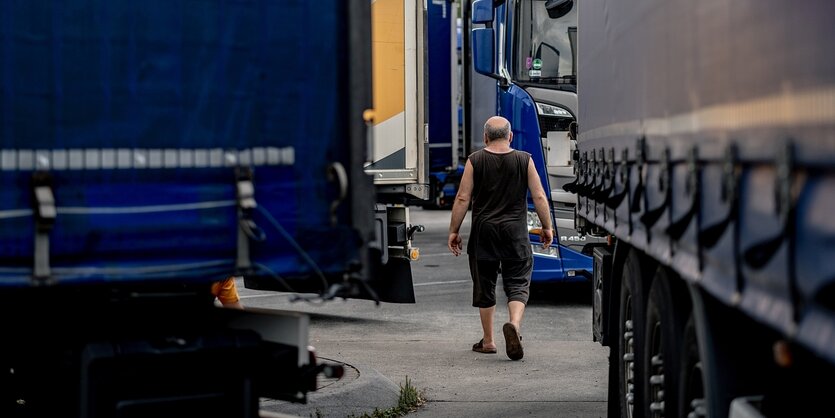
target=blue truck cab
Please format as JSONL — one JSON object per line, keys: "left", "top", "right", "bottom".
{"left": 468, "top": 0, "right": 594, "bottom": 283}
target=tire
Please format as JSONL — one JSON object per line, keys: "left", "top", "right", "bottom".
{"left": 642, "top": 269, "right": 689, "bottom": 418}
{"left": 615, "top": 250, "right": 649, "bottom": 418}
{"left": 678, "top": 314, "right": 705, "bottom": 418}
{"left": 683, "top": 287, "right": 772, "bottom": 418}
{"left": 606, "top": 344, "right": 621, "bottom": 418}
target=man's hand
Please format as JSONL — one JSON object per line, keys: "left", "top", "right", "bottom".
{"left": 448, "top": 232, "right": 463, "bottom": 256}
{"left": 540, "top": 228, "right": 555, "bottom": 249}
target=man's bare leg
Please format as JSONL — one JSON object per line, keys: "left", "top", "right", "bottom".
{"left": 503, "top": 301, "right": 526, "bottom": 360}
{"left": 508, "top": 300, "right": 525, "bottom": 331}
{"left": 479, "top": 306, "right": 497, "bottom": 349}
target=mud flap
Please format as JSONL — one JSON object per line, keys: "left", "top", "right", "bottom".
{"left": 366, "top": 256, "right": 416, "bottom": 304}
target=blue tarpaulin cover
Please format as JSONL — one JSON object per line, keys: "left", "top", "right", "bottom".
{"left": 0, "top": 0, "right": 359, "bottom": 286}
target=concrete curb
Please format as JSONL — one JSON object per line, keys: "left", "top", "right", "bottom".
{"left": 260, "top": 360, "right": 401, "bottom": 418}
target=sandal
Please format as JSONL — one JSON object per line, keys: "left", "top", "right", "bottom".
{"left": 503, "top": 322, "right": 524, "bottom": 360}
{"left": 472, "top": 339, "right": 497, "bottom": 354}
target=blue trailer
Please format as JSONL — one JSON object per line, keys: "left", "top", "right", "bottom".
{"left": 465, "top": 0, "right": 597, "bottom": 283}
{"left": 0, "top": 1, "right": 413, "bottom": 416}
{"left": 422, "top": 0, "right": 465, "bottom": 209}
{"left": 572, "top": 1, "right": 835, "bottom": 416}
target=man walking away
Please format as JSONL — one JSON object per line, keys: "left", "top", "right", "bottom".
{"left": 447, "top": 116, "right": 554, "bottom": 360}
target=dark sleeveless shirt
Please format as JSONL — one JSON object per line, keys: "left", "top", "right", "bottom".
{"left": 466, "top": 149, "right": 532, "bottom": 260}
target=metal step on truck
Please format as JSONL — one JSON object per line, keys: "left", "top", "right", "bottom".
{"left": 0, "top": 1, "right": 415, "bottom": 417}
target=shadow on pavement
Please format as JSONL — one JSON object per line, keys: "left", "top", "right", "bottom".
{"left": 528, "top": 281, "right": 593, "bottom": 306}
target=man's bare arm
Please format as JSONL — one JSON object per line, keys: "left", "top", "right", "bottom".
{"left": 448, "top": 160, "right": 474, "bottom": 255}
{"left": 449, "top": 160, "right": 474, "bottom": 233}
{"left": 527, "top": 158, "right": 554, "bottom": 247}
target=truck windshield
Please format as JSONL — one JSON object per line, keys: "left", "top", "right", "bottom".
{"left": 512, "top": 0, "right": 577, "bottom": 92}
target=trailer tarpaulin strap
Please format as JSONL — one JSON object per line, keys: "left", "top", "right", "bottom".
{"left": 32, "top": 172, "right": 56, "bottom": 281}
{"left": 236, "top": 167, "right": 260, "bottom": 275}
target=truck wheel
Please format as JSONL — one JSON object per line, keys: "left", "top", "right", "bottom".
{"left": 678, "top": 315, "right": 705, "bottom": 418}
{"left": 606, "top": 345, "right": 621, "bottom": 418}
{"left": 642, "top": 268, "right": 689, "bottom": 418}
{"left": 616, "top": 251, "right": 648, "bottom": 418}
{"left": 681, "top": 286, "right": 772, "bottom": 418}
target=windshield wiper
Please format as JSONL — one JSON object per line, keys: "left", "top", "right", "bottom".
{"left": 534, "top": 76, "right": 576, "bottom": 84}
{"left": 526, "top": 79, "right": 576, "bottom": 92}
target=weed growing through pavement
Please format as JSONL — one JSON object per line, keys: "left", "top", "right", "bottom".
{"left": 349, "top": 376, "right": 425, "bottom": 418}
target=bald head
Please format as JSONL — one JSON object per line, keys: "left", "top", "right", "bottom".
{"left": 483, "top": 116, "right": 511, "bottom": 142}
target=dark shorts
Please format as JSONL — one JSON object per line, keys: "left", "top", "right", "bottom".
{"left": 469, "top": 255, "right": 533, "bottom": 308}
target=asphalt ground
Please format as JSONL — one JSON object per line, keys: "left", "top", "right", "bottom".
{"left": 243, "top": 207, "right": 610, "bottom": 418}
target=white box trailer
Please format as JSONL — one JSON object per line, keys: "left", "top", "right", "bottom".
{"left": 366, "top": 0, "right": 429, "bottom": 201}
{"left": 365, "top": 0, "right": 431, "bottom": 265}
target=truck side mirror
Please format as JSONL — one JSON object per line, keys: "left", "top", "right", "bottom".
{"left": 545, "top": 0, "right": 574, "bottom": 19}
{"left": 569, "top": 121, "right": 578, "bottom": 141}
{"left": 471, "top": 0, "right": 498, "bottom": 78}
{"left": 472, "top": 0, "right": 494, "bottom": 24}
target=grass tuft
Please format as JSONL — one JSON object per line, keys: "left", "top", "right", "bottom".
{"left": 349, "top": 376, "right": 425, "bottom": 418}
